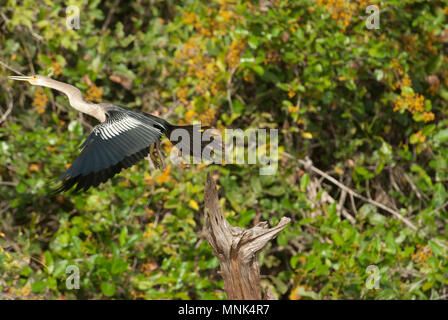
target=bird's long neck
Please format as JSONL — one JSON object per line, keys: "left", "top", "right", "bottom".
{"left": 41, "top": 78, "right": 106, "bottom": 122}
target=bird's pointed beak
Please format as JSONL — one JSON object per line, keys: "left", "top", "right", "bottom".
{"left": 8, "top": 76, "right": 33, "bottom": 82}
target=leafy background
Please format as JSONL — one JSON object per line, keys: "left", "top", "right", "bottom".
{"left": 1, "top": 0, "right": 447, "bottom": 299}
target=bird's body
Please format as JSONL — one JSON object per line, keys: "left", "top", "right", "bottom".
{"left": 8, "top": 75, "right": 211, "bottom": 192}
{"left": 57, "top": 104, "right": 170, "bottom": 192}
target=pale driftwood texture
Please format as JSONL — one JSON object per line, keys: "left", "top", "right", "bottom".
{"left": 203, "top": 172, "right": 290, "bottom": 300}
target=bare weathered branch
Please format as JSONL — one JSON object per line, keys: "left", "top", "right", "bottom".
{"left": 204, "top": 172, "right": 290, "bottom": 299}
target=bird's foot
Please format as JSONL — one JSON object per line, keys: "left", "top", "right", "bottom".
{"left": 149, "top": 143, "right": 161, "bottom": 169}
{"left": 155, "top": 140, "right": 166, "bottom": 171}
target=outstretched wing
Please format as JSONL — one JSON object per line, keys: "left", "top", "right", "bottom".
{"left": 55, "top": 110, "right": 166, "bottom": 192}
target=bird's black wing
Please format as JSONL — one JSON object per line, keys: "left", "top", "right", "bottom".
{"left": 55, "top": 110, "right": 166, "bottom": 192}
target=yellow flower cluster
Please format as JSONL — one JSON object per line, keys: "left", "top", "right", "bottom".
{"left": 156, "top": 164, "right": 171, "bottom": 184}
{"left": 28, "top": 163, "right": 40, "bottom": 172}
{"left": 199, "top": 108, "right": 216, "bottom": 125}
{"left": 189, "top": 199, "right": 199, "bottom": 211}
{"left": 176, "top": 37, "right": 223, "bottom": 96}
{"left": 32, "top": 88, "right": 48, "bottom": 114}
{"left": 85, "top": 84, "right": 103, "bottom": 102}
{"left": 411, "top": 130, "right": 426, "bottom": 144}
{"left": 50, "top": 61, "right": 62, "bottom": 75}
{"left": 8, "top": 284, "right": 32, "bottom": 298}
{"left": 422, "top": 112, "right": 435, "bottom": 122}
{"left": 182, "top": 106, "right": 215, "bottom": 125}
{"left": 206, "top": 63, "right": 221, "bottom": 95}
{"left": 391, "top": 58, "right": 404, "bottom": 77}
{"left": 264, "top": 48, "right": 281, "bottom": 65}
{"left": 401, "top": 75, "right": 412, "bottom": 87}
{"left": 174, "top": 4, "right": 244, "bottom": 124}
{"left": 179, "top": 37, "right": 199, "bottom": 60}
{"left": 163, "top": 139, "right": 173, "bottom": 154}
{"left": 226, "top": 40, "right": 246, "bottom": 69}
{"left": 411, "top": 244, "right": 432, "bottom": 264}
{"left": 181, "top": 5, "right": 241, "bottom": 39}
{"left": 184, "top": 109, "right": 196, "bottom": 123}
{"left": 177, "top": 87, "right": 189, "bottom": 105}
{"left": 391, "top": 72, "right": 435, "bottom": 123}
{"left": 288, "top": 105, "right": 299, "bottom": 113}
{"left": 130, "top": 290, "right": 147, "bottom": 300}
{"left": 316, "top": 0, "right": 359, "bottom": 29}
{"left": 393, "top": 91, "right": 423, "bottom": 113}
{"left": 143, "top": 222, "right": 156, "bottom": 240}
{"left": 182, "top": 11, "right": 196, "bottom": 25}
{"left": 424, "top": 31, "right": 438, "bottom": 55}
{"left": 391, "top": 74, "right": 411, "bottom": 91}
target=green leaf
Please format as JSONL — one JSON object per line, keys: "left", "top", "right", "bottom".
{"left": 332, "top": 232, "right": 344, "bottom": 246}
{"left": 233, "top": 99, "right": 244, "bottom": 115}
{"left": 439, "top": 88, "right": 448, "bottom": 101}
{"left": 354, "top": 166, "right": 373, "bottom": 179}
{"left": 290, "top": 255, "right": 301, "bottom": 269}
{"left": 374, "top": 69, "right": 384, "bottom": 81}
{"left": 119, "top": 227, "right": 127, "bottom": 247}
{"left": 20, "top": 266, "right": 32, "bottom": 277}
{"left": 111, "top": 258, "right": 127, "bottom": 275}
{"left": 296, "top": 287, "right": 319, "bottom": 299}
{"left": 248, "top": 36, "right": 259, "bottom": 49}
{"left": 433, "top": 183, "right": 446, "bottom": 206}
{"left": 422, "top": 281, "right": 434, "bottom": 291}
{"left": 429, "top": 240, "right": 443, "bottom": 257}
{"left": 369, "top": 213, "right": 386, "bottom": 226}
{"left": 16, "top": 182, "right": 27, "bottom": 193}
{"left": 433, "top": 129, "right": 448, "bottom": 143}
{"left": 251, "top": 65, "right": 264, "bottom": 75}
{"left": 101, "top": 282, "right": 116, "bottom": 297}
{"left": 300, "top": 173, "right": 310, "bottom": 192}
{"left": 31, "top": 280, "right": 46, "bottom": 293}
{"left": 401, "top": 86, "right": 414, "bottom": 96}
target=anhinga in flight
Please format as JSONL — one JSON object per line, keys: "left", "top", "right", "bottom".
{"left": 8, "top": 75, "right": 211, "bottom": 192}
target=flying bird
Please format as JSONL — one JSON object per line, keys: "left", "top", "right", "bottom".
{"left": 8, "top": 75, "right": 213, "bottom": 192}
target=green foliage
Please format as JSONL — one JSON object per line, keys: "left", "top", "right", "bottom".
{"left": 1, "top": 0, "right": 447, "bottom": 299}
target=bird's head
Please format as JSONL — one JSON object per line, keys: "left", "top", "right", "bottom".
{"left": 8, "top": 75, "right": 51, "bottom": 86}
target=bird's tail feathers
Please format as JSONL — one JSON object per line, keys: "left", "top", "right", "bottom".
{"left": 166, "top": 124, "right": 221, "bottom": 162}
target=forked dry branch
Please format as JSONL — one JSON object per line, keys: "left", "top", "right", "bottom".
{"left": 203, "top": 172, "right": 290, "bottom": 300}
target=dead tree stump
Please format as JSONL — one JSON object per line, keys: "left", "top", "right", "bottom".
{"left": 203, "top": 172, "right": 291, "bottom": 300}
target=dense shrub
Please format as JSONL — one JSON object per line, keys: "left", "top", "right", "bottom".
{"left": 0, "top": 0, "right": 447, "bottom": 299}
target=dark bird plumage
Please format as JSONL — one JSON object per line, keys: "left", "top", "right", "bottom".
{"left": 55, "top": 105, "right": 209, "bottom": 192}
{"left": 7, "top": 75, "right": 215, "bottom": 193}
